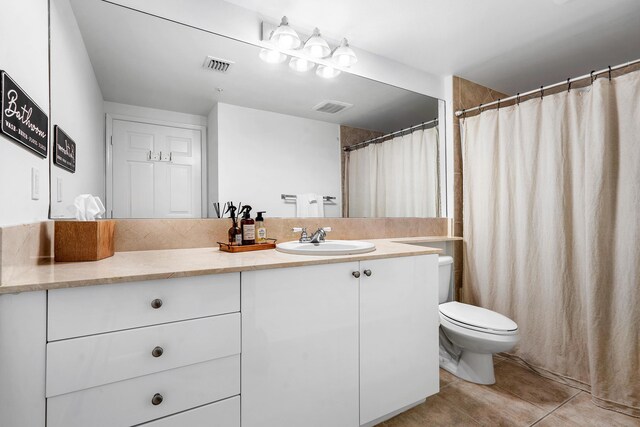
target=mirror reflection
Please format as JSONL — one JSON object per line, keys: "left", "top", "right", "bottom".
{"left": 49, "top": 0, "right": 444, "bottom": 219}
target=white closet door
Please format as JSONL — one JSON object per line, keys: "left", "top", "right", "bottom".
{"left": 112, "top": 119, "right": 202, "bottom": 218}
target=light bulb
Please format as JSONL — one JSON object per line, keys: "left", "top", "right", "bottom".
{"left": 270, "top": 16, "right": 301, "bottom": 50}
{"left": 259, "top": 48, "right": 287, "bottom": 64}
{"left": 303, "top": 28, "right": 331, "bottom": 58}
{"left": 316, "top": 64, "right": 341, "bottom": 79}
{"left": 277, "top": 34, "right": 296, "bottom": 50}
{"left": 310, "top": 45, "right": 325, "bottom": 58}
{"left": 332, "top": 38, "right": 358, "bottom": 67}
{"left": 289, "top": 57, "right": 315, "bottom": 72}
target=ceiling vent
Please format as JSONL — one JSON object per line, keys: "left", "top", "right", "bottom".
{"left": 203, "top": 56, "right": 234, "bottom": 73}
{"left": 312, "top": 100, "right": 353, "bottom": 114}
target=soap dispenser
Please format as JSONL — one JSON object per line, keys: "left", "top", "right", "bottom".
{"left": 240, "top": 205, "right": 255, "bottom": 245}
{"left": 225, "top": 203, "right": 242, "bottom": 246}
{"left": 256, "top": 211, "right": 267, "bottom": 243}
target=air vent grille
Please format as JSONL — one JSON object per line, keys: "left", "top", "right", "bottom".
{"left": 203, "top": 56, "right": 234, "bottom": 73}
{"left": 312, "top": 100, "right": 353, "bottom": 114}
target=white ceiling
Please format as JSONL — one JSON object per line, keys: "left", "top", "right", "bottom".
{"left": 67, "top": 0, "right": 438, "bottom": 133}
{"left": 223, "top": 0, "right": 640, "bottom": 94}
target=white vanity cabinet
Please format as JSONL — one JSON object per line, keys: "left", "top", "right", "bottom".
{"left": 241, "top": 254, "right": 439, "bottom": 427}
{"left": 46, "top": 273, "right": 241, "bottom": 427}
{"left": 359, "top": 256, "right": 439, "bottom": 426}
{"left": 0, "top": 291, "right": 47, "bottom": 427}
{"left": 241, "top": 262, "right": 361, "bottom": 427}
{"left": 0, "top": 252, "right": 439, "bottom": 427}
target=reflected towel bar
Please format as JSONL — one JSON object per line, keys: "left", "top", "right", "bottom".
{"left": 281, "top": 194, "right": 336, "bottom": 201}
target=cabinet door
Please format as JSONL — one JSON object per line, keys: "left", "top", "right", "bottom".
{"left": 241, "top": 263, "right": 360, "bottom": 427}
{"left": 0, "top": 292, "right": 46, "bottom": 427}
{"left": 359, "top": 255, "right": 439, "bottom": 425}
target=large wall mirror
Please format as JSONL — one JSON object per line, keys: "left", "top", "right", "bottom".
{"left": 49, "top": 0, "right": 446, "bottom": 219}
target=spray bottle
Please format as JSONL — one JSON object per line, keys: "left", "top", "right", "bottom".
{"left": 225, "top": 203, "right": 242, "bottom": 246}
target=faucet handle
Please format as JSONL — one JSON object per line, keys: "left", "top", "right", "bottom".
{"left": 292, "top": 227, "right": 310, "bottom": 243}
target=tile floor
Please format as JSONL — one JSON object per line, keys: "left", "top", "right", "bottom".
{"left": 379, "top": 356, "right": 640, "bottom": 427}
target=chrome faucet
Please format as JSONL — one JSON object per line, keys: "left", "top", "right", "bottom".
{"left": 292, "top": 227, "right": 332, "bottom": 243}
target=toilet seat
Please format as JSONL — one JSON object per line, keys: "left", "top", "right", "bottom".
{"left": 439, "top": 302, "right": 518, "bottom": 336}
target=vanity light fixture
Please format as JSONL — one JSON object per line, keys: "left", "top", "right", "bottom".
{"left": 332, "top": 39, "right": 358, "bottom": 67}
{"left": 259, "top": 17, "right": 357, "bottom": 78}
{"left": 259, "top": 48, "right": 287, "bottom": 64}
{"left": 269, "top": 16, "right": 301, "bottom": 50}
{"left": 303, "top": 28, "right": 331, "bottom": 59}
{"left": 289, "top": 57, "right": 315, "bottom": 72}
{"left": 316, "top": 64, "right": 341, "bottom": 79}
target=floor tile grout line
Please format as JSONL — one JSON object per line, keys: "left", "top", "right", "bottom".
{"left": 492, "top": 379, "right": 581, "bottom": 414}
{"left": 529, "top": 391, "right": 584, "bottom": 426}
{"left": 438, "top": 379, "right": 534, "bottom": 427}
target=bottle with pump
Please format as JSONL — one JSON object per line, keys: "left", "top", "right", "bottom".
{"left": 225, "top": 203, "right": 242, "bottom": 246}
{"left": 256, "top": 211, "right": 267, "bottom": 243}
{"left": 240, "top": 205, "right": 256, "bottom": 245}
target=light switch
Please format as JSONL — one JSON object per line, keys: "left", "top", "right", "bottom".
{"left": 31, "top": 168, "right": 40, "bottom": 200}
{"left": 57, "top": 178, "right": 63, "bottom": 202}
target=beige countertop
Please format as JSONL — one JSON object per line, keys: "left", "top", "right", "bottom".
{"left": 0, "top": 237, "right": 458, "bottom": 294}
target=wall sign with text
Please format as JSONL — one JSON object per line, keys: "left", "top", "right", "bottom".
{"left": 54, "top": 126, "right": 76, "bottom": 173}
{"left": 0, "top": 71, "right": 49, "bottom": 157}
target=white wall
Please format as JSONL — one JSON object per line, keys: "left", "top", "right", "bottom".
{"left": 50, "top": 0, "right": 106, "bottom": 218}
{"left": 207, "top": 104, "right": 219, "bottom": 218}
{"left": 104, "top": 102, "right": 207, "bottom": 127}
{"left": 0, "top": 0, "right": 50, "bottom": 226}
{"left": 215, "top": 103, "right": 341, "bottom": 218}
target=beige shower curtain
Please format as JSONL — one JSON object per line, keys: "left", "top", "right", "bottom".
{"left": 462, "top": 70, "right": 640, "bottom": 416}
{"left": 348, "top": 126, "right": 439, "bottom": 217}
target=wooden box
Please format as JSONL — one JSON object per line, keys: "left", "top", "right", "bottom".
{"left": 54, "top": 220, "right": 115, "bottom": 262}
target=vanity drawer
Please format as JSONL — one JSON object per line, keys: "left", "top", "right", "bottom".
{"left": 140, "top": 396, "right": 240, "bottom": 427}
{"left": 47, "top": 355, "right": 240, "bottom": 427}
{"left": 48, "top": 273, "right": 239, "bottom": 341}
{"left": 47, "top": 313, "right": 240, "bottom": 397}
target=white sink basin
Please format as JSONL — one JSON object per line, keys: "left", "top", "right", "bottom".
{"left": 276, "top": 240, "right": 376, "bottom": 256}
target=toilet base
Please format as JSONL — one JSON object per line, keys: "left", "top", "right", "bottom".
{"left": 439, "top": 345, "right": 496, "bottom": 385}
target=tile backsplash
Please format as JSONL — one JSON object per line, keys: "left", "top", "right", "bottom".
{"left": 113, "top": 217, "right": 451, "bottom": 252}
{"left": 0, "top": 217, "right": 451, "bottom": 283}
{"left": 0, "top": 221, "right": 53, "bottom": 284}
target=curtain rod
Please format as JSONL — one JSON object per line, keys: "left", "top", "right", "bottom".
{"left": 455, "top": 58, "right": 640, "bottom": 117}
{"left": 344, "top": 118, "right": 438, "bottom": 152}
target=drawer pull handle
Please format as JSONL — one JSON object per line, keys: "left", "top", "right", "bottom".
{"left": 151, "top": 346, "right": 164, "bottom": 358}
{"left": 151, "top": 393, "right": 164, "bottom": 406}
{"left": 364, "top": 269, "right": 372, "bottom": 277}
{"left": 151, "top": 299, "right": 163, "bottom": 309}
{"left": 352, "top": 271, "right": 361, "bottom": 278}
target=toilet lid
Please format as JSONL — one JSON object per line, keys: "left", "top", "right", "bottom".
{"left": 439, "top": 302, "right": 518, "bottom": 332}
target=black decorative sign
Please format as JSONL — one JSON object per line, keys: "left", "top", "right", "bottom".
{"left": 54, "top": 126, "right": 76, "bottom": 173}
{"left": 1, "top": 71, "right": 48, "bottom": 157}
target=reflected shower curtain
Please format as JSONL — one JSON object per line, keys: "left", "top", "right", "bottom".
{"left": 462, "top": 70, "right": 640, "bottom": 416}
{"left": 348, "top": 126, "right": 439, "bottom": 217}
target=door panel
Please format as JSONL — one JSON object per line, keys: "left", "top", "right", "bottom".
{"left": 127, "top": 161, "right": 154, "bottom": 218}
{"left": 241, "top": 263, "right": 360, "bottom": 427}
{"left": 359, "top": 255, "right": 440, "bottom": 425}
{"left": 168, "top": 164, "right": 192, "bottom": 214}
{"left": 112, "top": 119, "right": 202, "bottom": 218}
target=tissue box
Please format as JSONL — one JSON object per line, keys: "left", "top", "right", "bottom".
{"left": 54, "top": 220, "right": 116, "bottom": 262}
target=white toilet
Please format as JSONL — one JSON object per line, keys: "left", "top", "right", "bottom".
{"left": 437, "top": 256, "right": 519, "bottom": 384}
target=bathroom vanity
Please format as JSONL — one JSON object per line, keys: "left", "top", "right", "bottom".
{"left": 0, "top": 239, "right": 441, "bottom": 427}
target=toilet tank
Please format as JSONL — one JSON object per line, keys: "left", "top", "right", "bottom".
{"left": 438, "top": 256, "right": 453, "bottom": 303}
